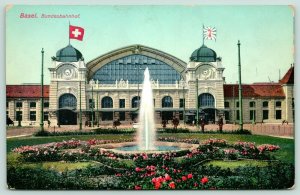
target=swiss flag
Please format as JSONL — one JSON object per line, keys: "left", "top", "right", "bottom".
{"left": 69, "top": 25, "right": 84, "bottom": 41}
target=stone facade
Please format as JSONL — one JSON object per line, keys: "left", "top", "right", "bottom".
{"left": 6, "top": 44, "right": 294, "bottom": 126}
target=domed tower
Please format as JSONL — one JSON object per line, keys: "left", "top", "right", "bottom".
{"left": 185, "top": 44, "right": 225, "bottom": 123}
{"left": 48, "top": 44, "right": 87, "bottom": 126}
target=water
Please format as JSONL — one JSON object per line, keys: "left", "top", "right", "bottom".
{"left": 116, "top": 145, "right": 180, "bottom": 151}
{"left": 137, "top": 68, "right": 156, "bottom": 150}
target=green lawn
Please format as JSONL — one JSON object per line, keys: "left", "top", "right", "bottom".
{"left": 205, "top": 160, "right": 270, "bottom": 169}
{"left": 7, "top": 133, "right": 294, "bottom": 164}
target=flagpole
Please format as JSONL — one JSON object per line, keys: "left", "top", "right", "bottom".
{"left": 40, "top": 48, "right": 44, "bottom": 132}
{"left": 69, "top": 21, "right": 70, "bottom": 45}
{"left": 202, "top": 24, "right": 205, "bottom": 45}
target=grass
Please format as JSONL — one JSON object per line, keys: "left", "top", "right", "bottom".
{"left": 205, "top": 160, "right": 270, "bottom": 169}
{"left": 23, "top": 161, "right": 96, "bottom": 172}
{"left": 7, "top": 133, "right": 294, "bottom": 164}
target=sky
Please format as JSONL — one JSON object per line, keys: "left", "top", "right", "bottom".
{"left": 6, "top": 5, "right": 294, "bottom": 84}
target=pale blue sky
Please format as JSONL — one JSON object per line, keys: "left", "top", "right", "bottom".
{"left": 6, "top": 5, "right": 294, "bottom": 84}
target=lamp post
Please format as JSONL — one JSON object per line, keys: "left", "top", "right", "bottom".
{"left": 17, "top": 99, "right": 21, "bottom": 127}
{"left": 196, "top": 78, "right": 199, "bottom": 127}
{"left": 181, "top": 77, "right": 186, "bottom": 126}
{"left": 252, "top": 98, "right": 255, "bottom": 125}
{"left": 91, "top": 85, "right": 94, "bottom": 127}
{"left": 97, "top": 92, "right": 99, "bottom": 127}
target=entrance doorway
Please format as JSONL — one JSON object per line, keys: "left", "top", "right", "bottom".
{"left": 58, "top": 109, "right": 77, "bottom": 125}
{"left": 58, "top": 93, "right": 77, "bottom": 125}
{"left": 201, "top": 108, "right": 216, "bottom": 124}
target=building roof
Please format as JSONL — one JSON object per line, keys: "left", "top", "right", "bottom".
{"left": 279, "top": 66, "right": 294, "bottom": 84}
{"left": 6, "top": 85, "right": 49, "bottom": 98}
{"left": 223, "top": 84, "right": 285, "bottom": 98}
{"left": 190, "top": 44, "right": 217, "bottom": 62}
{"left": 56, "top": 44, "right": 83, "bottom": 62}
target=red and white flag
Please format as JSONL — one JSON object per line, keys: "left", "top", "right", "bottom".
{"left": 203, "top": 26, "right": 217, "bottom": 41}
{"left": 69, "top": 25, "right": 84, "bottom": 41}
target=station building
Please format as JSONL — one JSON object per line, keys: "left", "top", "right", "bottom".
{"left": 6, "top": 44, "right": 294, "bottom": 126}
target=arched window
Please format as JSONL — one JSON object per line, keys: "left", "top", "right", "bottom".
{"left": 92, "top": 54, "right": 181, "bottom": 84}
{"left": 198, "top": 93, "right": 215, "bottom": 108}
{"left": 59, "top": 93, "right": 77, "bottom": 109}
{"left": 131, "top": 96, "right": 140, "bottom": 108}
{"left": 101, "top": 96, "right": 113, "bottom": 108}
{"left": 162, "top": 96, "right": 173, "bottom": 108}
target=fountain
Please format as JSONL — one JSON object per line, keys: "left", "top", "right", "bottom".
{"left": 137, "top": 67, "right": 156, "bottom": 150}
{"left": 96, "top": 68, "right": 197, "bottom": 153}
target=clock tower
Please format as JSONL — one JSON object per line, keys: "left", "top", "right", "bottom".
{"left": 186, "top": 44, "right": 225, "bottom": 123}
{"left": 48, "top": 44, "right": 87, "bottom": 126}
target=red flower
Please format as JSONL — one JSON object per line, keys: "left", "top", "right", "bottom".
{"left": 154, "top": 182, "right": 161, "bottom": 190}
{"left": 169, "top": 182, "right": 176, "bottom": 189}
{"left": 135, "top": 167, "right": 142, "bottom": 172}
{"left": 173, "top": 169, "right": 177, "bottom": 173}
{"left": 194, "top": 182, "right": 199, "bottom": 187}
{"left": 165, "top": 173, "right": 172, "bottom": 181}
{"left": 134, "top": 185, "right": 142, "bottom": 190}
{"left": 177, "top": 169, "right": 181, "bottom": 173}
{"left": 182, "top": 176, "right": 187, "bottom": 181}
{"left": 187, "top": 173, "right": 193, "bottom": 179}
{"left": 201, "top": 177, "right": 209, "bottom": 184}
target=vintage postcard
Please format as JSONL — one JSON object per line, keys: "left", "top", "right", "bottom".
{"left": 6, "top": 5, "right": 294, "bottom": 190}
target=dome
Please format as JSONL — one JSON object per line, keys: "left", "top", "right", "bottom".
{"left": 190, "top": 45, "right": 217, "bottom": 62}
{"left": 56, "top": 44, "right": 83, "bottom": 62}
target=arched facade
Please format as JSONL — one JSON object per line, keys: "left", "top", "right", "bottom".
{"left": 101, "top": 96, "right": 113, "bottom": 108}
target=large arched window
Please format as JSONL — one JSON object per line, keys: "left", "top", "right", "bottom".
{"left": 198, "top": 93, "right": 215, "bottom": 108}
{"left": 162, "top": 96, "right": 173, "bottom": 108}
{"left": 101, "top": 96, "right": 113, "bottom": 108}
{"left": 59, "top": 93, "right": 77, "bottom": 109}
{"left": 92, "top": 54, "right": 181, "bottom": 84}
{"left": 131, "top": 96, "right": 140, "bottom": 108}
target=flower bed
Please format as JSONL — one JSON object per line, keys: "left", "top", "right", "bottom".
{"left": 9, "top": 137, "right": 291, "bottom": 190}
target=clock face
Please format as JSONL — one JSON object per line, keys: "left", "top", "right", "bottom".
{"left": 58, "top": 64, "right": 76, "bottom": 80}
{"left": 198, "top": 65, "right": 215, "bottom": 80}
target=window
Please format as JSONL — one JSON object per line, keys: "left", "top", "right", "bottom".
{"left": 101, "top": 96, "right": 113, "bottom": 108}
{"left": 44, "top": 112, "right": 49, "bottom": 121}
{"left": 153, "top": 99, "right": 155, "bottom": 107}
{"left": 6, "top": 111, "right": 9, "bottom": 118}
{"left": 180, "top": 99, "right": 185, "bottom": 108}
{"left": 224, "top": 102, "right": 230, "bottom": 108}
{"left": 92, "top": 54, "right": 181, "bottom": 84}
{"left": 198, "top": 93, "right": 214, "bottom": 108}
{"left": 250, "top": 110, "right": 256, "bottom": 120}
{"left": 89, "top": 99, "right": 95, "bottom": 109}
{"left": 276, "top": 101, "right": 281, "bottom": 108}
{"left": 131, "top": 96, "right": 140, "bottom": 108}
{"left": 30, "top": 111, "right": 36, "bottom": 121}
{"left": 249, "top": 101, "right": 256, "bottom": 108}
{"left": 59, "top": 93, "right": 77, "bottom": 109}
{"left": 16, "top": 111, "right": 22, "bottom": 121}
{"left": 30, "top": 102, "right": 36, "bottom": 108}
{"left": 119, "top": 99, "right": 125, "bottom": 108}
{"left": 16, "top": 102, "right": 22, "bottom": 108}
{"left": 262, "top": 101, "right": 268, "bottom": 108}
{"left": 6, "top": 102, "right": 8, "bottom": 108}
{"left": 276, "top": 110, "right": 282, "bottom": 120}
{"left": 263, "top": 110, "right": 269, "bottom": 120}
{"left": 224, "top": 111, "right": 230, "bottom": 120}
{"left": 236, "top": 110, "right": 240, "bottom": 120}
{"left": 162, "top": 96, "right": 173, "bottom": 108}
{"left": 236, "top": 101, "right": 239, "bottom": 108}
{"left": 44, "top": 102, "right": 49, "bottom": 108}
{"left": 119, "top": 112, "right": 125, "bottom": 121}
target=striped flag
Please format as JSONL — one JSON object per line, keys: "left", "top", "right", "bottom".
{"left": 203, "top": 26, "right": 217, "bottom": 41}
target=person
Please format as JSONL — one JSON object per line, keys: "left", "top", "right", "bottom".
{"left": 162, "top": 120, "right": 167, "bottom": 128}
{"left": 218, "top": 117, "right": 224, "bottom": 132}
{"left": 200, "top": 117, "right": 205, "bottom": 133}
{"left": 47, "top": 119, "right": 51, "bottom": 128}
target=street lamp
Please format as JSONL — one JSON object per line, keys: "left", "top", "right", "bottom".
{"left": 17, "top": 99, "right": 21, "bottom": 127}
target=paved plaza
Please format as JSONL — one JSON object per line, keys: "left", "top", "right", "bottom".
{"left": 6, "top": 123, "right": 294, "bottom": 139}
